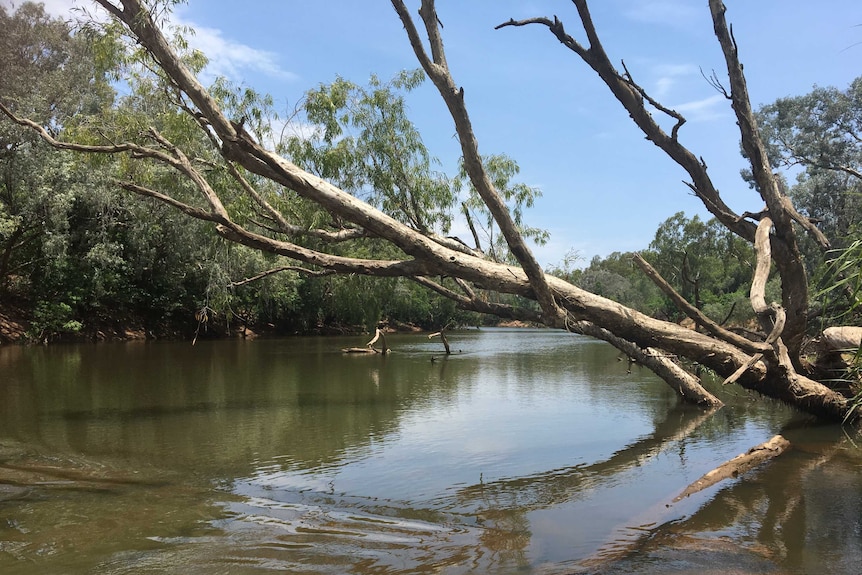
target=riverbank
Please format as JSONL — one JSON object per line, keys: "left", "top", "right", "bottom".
{"left": 0, "top": 302, "right": 526, "bottom": 346}
{"left": 0, "top": 305, "right": 28, "bottom": 344}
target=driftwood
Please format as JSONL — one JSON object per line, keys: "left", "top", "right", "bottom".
{"left": 672, "top": 434, "right": 790, "bottom": 503}
{"left": 428, "top": 326, "right": 452, "bottom": 355}
{"left": 342, "top": 328, "right": 389, "bottom": 354}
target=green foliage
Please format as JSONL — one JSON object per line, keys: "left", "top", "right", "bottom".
{"left": 456, "top": 153, "right": 548, "bottom": 263}
{"left": 754, "top": 76, "right": 862, "bottom": 262}
{"left": 816, "top": 238, "right": 862, "bottom": 323}
{"left": 0, "top": 3, "right": 231, "bottom": 336}
{"left": 560, "top": 214, "right": 758, "bottom": 325}
{"left": 561, "top": 252, "right": 664, "bottom": 316}
{"left": 284, "top": 70, "right": 454, "bottom": 234}
{"left": 0, "top": 2, "right": 114, "bottom": 293}
{"left": 645, "top": 212, "right": 755, "bottom": 322}
{"left": 27, "top": 300, "right": 83, "bottom": 342}
{"left": 814, "top": 240, "right": 862, "bottom": 422}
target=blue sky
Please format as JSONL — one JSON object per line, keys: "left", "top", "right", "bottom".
{"left": 23, "top": 1, "right": 862, "bottom": 268}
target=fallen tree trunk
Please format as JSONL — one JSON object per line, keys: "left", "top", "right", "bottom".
{"left": 672, "top": 434, "right": 790, "bottom": 503}
{"left": 821, "top": 326, "right": 862, "bottom": 353}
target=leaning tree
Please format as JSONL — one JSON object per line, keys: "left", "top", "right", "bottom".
{"left": 1, "top": 0, "right": 859, "bottom": 423}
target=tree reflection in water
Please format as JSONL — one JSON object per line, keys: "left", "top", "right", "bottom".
{"left": 455, "top": 413, "right": 862, "bottom": 574}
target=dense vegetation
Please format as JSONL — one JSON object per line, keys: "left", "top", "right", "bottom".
{"left": 0, "top": 3, "right": 483, "bottom": 341}
{"left": 1, "top": 2, "right": 859, "bottom": 347}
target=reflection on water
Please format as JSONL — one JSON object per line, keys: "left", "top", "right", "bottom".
{"left": 0, "top": 328, "right": 860, "bottom": 574}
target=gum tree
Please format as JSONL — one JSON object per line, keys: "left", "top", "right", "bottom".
{"left": 1, "top": 0, "right": 858, "bottom": 423}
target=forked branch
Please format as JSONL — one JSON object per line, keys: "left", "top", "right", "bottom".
{"left": 392, "top": 0, "right": 566, "bottom": 327}
{"left": 632, "top": 253, "right": 768, "bottom": 355}
{"left": 497, "top": 2, "right": 756, "bottom": 249}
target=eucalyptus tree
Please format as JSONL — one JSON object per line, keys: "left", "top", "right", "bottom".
{"left": 2, "top": 0, "right": 859, "bottom": 423}
{"left": 0, "top": 2, "right": 127, "bottom": 338}
{"left": 286, "top": 71, "right": 455, "bottom": 237}
{"left": 755, "top": 77, "right": 862, "bottom": 245}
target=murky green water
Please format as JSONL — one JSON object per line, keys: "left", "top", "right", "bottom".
{"left": 1, "top": 328, "right": 860, "bottom": 574}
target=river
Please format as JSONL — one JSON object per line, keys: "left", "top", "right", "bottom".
{"left": 1, "top": 328, "right": 860, "bottom": 574}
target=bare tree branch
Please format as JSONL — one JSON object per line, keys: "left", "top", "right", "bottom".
{"left": 568, "top": 319, "right": 722, "bottom": 406}
{"left": 632, "top": 253, "right": 768, "bottom": 355}
{"left": 497, "top": 2, "right": 757, "bottom": 247}
{"left": 392, "top": 0, "right": 566, "bottom": 327}
{"left": 229, "top": 265, "right": 335, "bottom": 287}
{"left": 620, "top": 60, "right": 687, "bottom": 141}
{"left": 709, "top": 0, "right": 809, "bottom": 358}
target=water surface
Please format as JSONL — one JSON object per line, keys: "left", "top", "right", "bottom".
{"left": 1, "top": 328, "right": 859, "bottom": 573}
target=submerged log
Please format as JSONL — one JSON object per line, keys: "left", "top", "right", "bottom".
{"left": 672, "top": 434, "right": 790, "bottom": 503}
{"left": 341, "top": 347, "right": 380, "bottom": 354}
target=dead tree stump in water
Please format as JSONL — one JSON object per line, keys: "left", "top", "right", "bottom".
{"left": 428, "top": 326, "right": 451, "bottom": 355}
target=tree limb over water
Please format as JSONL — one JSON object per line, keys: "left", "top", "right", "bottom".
{"left": 0, "top": 0, "right": 857, "bottom": 424}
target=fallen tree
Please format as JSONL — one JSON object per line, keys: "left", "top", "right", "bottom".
{"left": 1, "top": 0, "right": 858, "bottom": 423}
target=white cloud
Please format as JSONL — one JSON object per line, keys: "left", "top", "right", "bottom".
{"left": 29, "top": 0, "right": 76, "bottom": 16}
{"left": 280, "top": 121, "right": 319, "bottom": 141}
{"left": 651, "top": 63, "right": 697, "bottom": 98}
{"left": 261, "top": 117, "right": 320, "bottom": 150}
{"left": 174, "top": 18, "right": 296, "bottom": 84}
{"left": 671, "top": 93, "right": 727, "bottom": 122}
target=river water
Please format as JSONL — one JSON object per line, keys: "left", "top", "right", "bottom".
{"left": 0, "top": 328, "right": 860, "bottom": 574}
